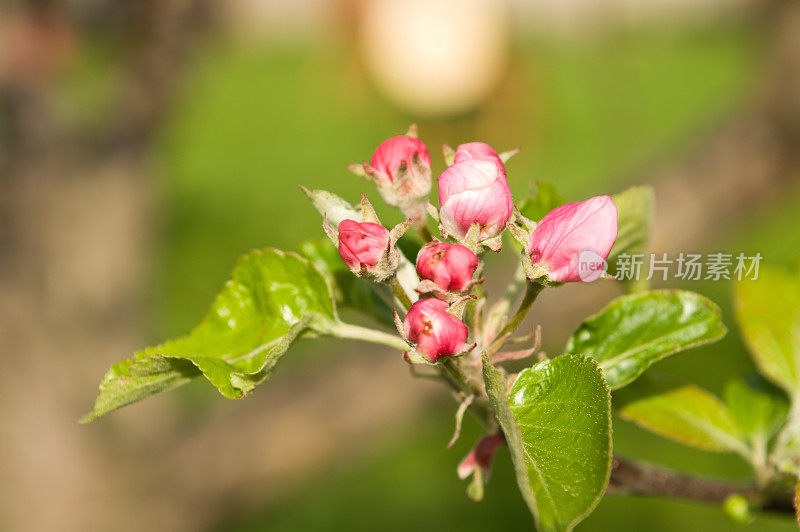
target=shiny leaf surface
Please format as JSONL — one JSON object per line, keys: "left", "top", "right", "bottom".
{"left": 484, "top": 355, "right": 611, "bottom": 531}
{"left": 565, "top": 290, "right": 726, "bottom": 389}
{"left": 82, "top": 249, "right": 336, "bottom": 422}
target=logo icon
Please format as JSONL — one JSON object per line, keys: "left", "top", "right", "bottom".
{"left": 577, "top": 249, "right": 607, "bottom": 282}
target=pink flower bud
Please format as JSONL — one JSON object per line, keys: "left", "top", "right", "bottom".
{"left": 529, "top": 195, "right": 618, "bottom": 282}
{"left": 416, "top": 242, "right": 478, "bottom": 292}
{"left": 457, "top": 433, "right": 504, "bottom": 480}
{"left": 453, "top": 142, "right": 500, "bottom": 164}
{"left": 403, "top": 298, "right": 468, "bottom": 362}
{"left": 438, "top": 157, "right": 513, "bottom": 240}
{"left": 337, "top": 219, "right": 390, "bottom": 270}
{"left": 370, "top": 135, "right": 431, "bottom": 183}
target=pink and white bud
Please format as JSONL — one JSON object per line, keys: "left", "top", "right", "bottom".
{"left": 528, "top": 195, "right": 618, "bottom": 282}
{"left": 337, "top": 219, "right": 390, "bottom": 270}
{"left": 457, "top": 434, "right": 505, "bottom": 480}
{"left": 416, "top": 242, "right": 478, "bottom": 292}
{"left": 370, "top": 135, "right": 431, "bottom": 183}
{"left": 453, "top": 142, "right": 501, "bottom": 164}
{"left": 403, "top": 298, "right": 468, "bottom": 362}
{"left": 437, "top": 157, "right": 513, "bottom": 240}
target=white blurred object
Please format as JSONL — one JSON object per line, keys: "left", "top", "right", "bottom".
{"left": 359, "top": 0, "right": 509, "bottom": 117}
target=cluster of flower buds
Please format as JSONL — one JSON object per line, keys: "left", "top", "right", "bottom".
{"left": 323, "top": 194, "right": 411, "bottom": 282}
{"left": 305, "top": 125, "right": 620, "bottom": 495}
{"left": 349, "top": 124, "right": 432, "bottom": 224}
{"left": 508, "top": 196, "right": 618, "bottom": 284}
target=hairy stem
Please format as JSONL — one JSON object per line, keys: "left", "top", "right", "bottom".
{"left": 608, "top": 456, "right": 795, "bottom": 514}
{"left": 464, "top": 259, "right": 485, "bottom": 330}
{"left": 417, "top": 222, "right": 433, "bottom": 243}
{"left": 327, "top": 322, "right": 408, "bottom": 351}
{"left": 388, "top": 275, "right": 413, "bottom": 312}
{"left": 487, "top": 281, "right": 544, "bottom": 355}
{"left": 441, "top": 358, "right": 476, "bottom": 396}
{"left": 439, "top": 358, "right": 495, "bottom": 429}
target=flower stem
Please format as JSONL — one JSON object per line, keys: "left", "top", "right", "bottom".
{"left": 486, "top": 281, "right": 544, "bottom": 356}
{"left": 440, "top": 358, "right": 495, "bottom": 429}
{"left": 417, "top": 222, "right": 433, "bottom": 243}
{"left": 441, "top": 358, "right": 474, "bottom": 395}
{"left": 388, "top": 274, "right": 413, "bottom": 312}
{"left": 327, "top": 322, "right": 408, "bottom": 351}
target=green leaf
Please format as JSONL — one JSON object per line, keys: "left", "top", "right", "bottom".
{"left": 483, "top": 355, "right": 611, "bottom": 532}
{"left": 724, "top": 378, "right": 789, "bottom": 445}
{"left": 82, "top": 249, "right": 336, "bottom": 422}
{"left": 297, "top": 238, "right": 393, "bottom": 326}
{"left": 619, "top": 380, "right": 747, "bottom": 454}
{"left": 519, "top": 182, "right": 566, "bottom": 221}
{"left": 607, "top": 186, "right": 654, "bottom": 290}
{"left": 565, "top": 290, "right": 726, "bottom": 389}
{"left": 734, "top": 266, "right": 800, "bottom": 395}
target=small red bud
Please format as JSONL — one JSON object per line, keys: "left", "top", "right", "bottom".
{"left": 416, "top": 242, "right": 478, "bottom": 292}
{"left": 337, "top": 219, "right": 390, "bottom": 270}
{"left": 370, "top": 135, "right": 431, "bottom": 183}
{"left": 403, "top": 298, "right": 468, "bottom": 362}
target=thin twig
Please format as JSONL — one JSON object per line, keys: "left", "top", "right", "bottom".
{"left": 608, "top": 456, "right": 795, "bottom": 515}
{"left": 486, "top": 281, "right": 544, "bottom": 356}
{"left": 388, "top": 275, "right": 413, "bottom": 312}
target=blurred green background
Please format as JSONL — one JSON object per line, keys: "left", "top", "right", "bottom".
{"left": 3, "top": 0, "right": 800, "bottom": 530}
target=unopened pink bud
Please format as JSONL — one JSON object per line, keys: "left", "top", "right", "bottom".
{"left": 529, "top": 195, "right": 618, "bottom": 282}
{"left": 337, "top": 219, "right": 390, "bottom": 270}
{"left": 416, "top": 242, "right": 478, "bottom": 292}
{"left": 403, "top": 298, "right": 468, "bottom": 362}
{"left": 438, "top": 158, "right": 513, "bottom": 240}
{"left": 370, "top": 135, "right": 431, "bottom": 183}
{"left": 457, "top": 433, "right": 504, "bottom": 480}
{"left": 453, "top": 142, "right": 501, "bottom": 164}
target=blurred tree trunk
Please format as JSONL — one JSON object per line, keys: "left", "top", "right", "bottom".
{"left": 0, "top": 2, "right": 215, "bottom": 531}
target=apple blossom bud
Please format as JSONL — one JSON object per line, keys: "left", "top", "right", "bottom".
{"left": 528, "top": 195, "right": 618, "bottom": 282}
{"left": 351, "top": 133, "right": 433, "bottom": 223}
{"left": 403, "top": 298, "right": 468, "bottom": 362}
{"left": 453, "top": 142, "right": 501, "bottom": 164}
{"left": 457, "top": 433, "right": 504, "bottom": 480}
{"left": 438, "top": 157, "right": 513, "bottom": 240}
{"left": 337, "top": 219, "right": 390, "bottom": 270}
{"left": 416, "top": 242, "right": 478, "bottom": 292}
{"left": 370, "top": 135, "right": 431, "bottom": 183}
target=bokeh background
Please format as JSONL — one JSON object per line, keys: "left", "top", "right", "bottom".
{"left": 1, "top": 0, "right": 800, "bottom": 530}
